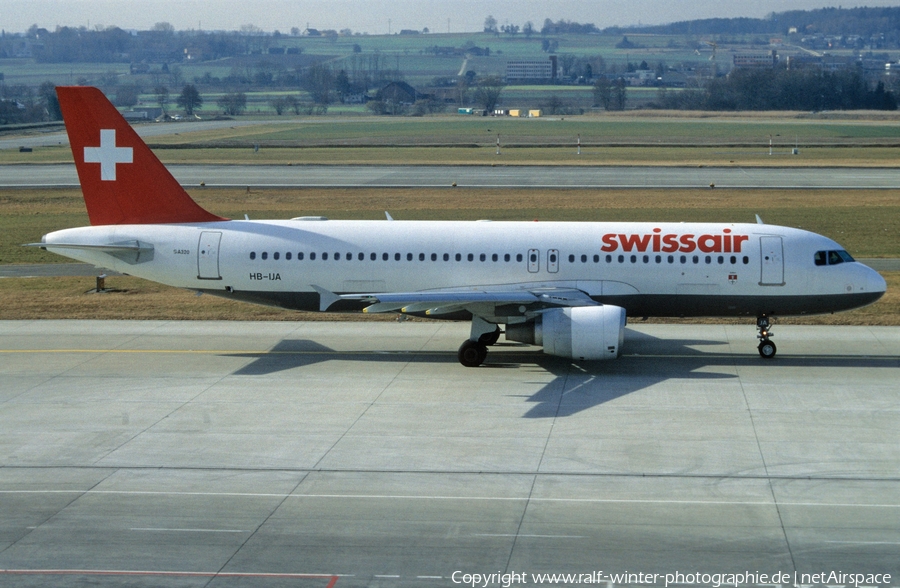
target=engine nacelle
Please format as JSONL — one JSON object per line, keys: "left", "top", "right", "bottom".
{"left": 506, "top": 305, "right": 626, "bottom": 360}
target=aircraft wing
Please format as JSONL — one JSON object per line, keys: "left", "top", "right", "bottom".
{"left": 316, "top": 286, "right": 598, "bottom": 316}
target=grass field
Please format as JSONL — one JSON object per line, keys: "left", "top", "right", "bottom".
{"left": 5, "top": 112, "right": 900, "bottom": 167}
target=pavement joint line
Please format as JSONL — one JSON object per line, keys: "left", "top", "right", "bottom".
{"left": 3, "top": 466, "right": 900, "bottom": 482}
{"left": 0, "top": 490, "right": 897, "bottom": 508}
{"left": 130, "top": 527, "right": 248, "bottom": 533}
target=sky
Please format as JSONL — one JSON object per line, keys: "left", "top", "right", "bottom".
{"left": 2, "top": 0, "right": 899, "bottom": 34}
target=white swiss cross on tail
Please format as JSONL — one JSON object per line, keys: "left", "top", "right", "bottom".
{"left": 83, "top": 129, "right": 133, "bottom": 181}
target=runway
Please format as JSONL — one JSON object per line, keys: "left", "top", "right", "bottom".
{"left": 1, "top": 320, "right": 898, "bottom": 587}
{"left": 5, "top": 163, "right": 900, "bottom": 189}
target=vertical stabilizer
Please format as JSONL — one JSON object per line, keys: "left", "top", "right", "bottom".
{"left": 56, "top": 86, "right": 226, "bottom": 225}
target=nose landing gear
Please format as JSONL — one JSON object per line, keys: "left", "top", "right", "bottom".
{"left": 757, "top": 315, "right": 776, "bottom": 359}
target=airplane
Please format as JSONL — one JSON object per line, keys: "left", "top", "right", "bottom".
{"left": 30, "top": 86, "right": 887, "bottom": 367}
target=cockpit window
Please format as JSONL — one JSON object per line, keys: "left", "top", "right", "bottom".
{"left": 815, "top": 249, "right": 855, "bottom": 266}
{"left": 814, "top": 251, "right": 826, "bottom": 266}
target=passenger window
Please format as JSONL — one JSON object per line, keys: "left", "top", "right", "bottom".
{"left": 468, "top": 253, "right": 474, "bottom": 262}
{"left": 492, "top": 253, "right": 498, "bottom": 262}
{"left": 568, "top": 254, "right": 575, "bottom": 263}
{"left": 298, "top": 252, "right": 304, "bottom": 260}
{"left": 370, "top": 252, "right": 376, "bottom": 261}
{"left": 250, "top": 252, "right": 256, "bottom": 260}
{"left": 504, "top": 254, "right": 510, "bottom": 262}
{"left": 431, "top": 253, "right": 437, "bottom": 261}
{"left": 262, "top": 252, "right": 268, "bottom": 260}
{"left": 382, "top": 252, "right": 388, "bottom": 261}
{"left": 359, "top": 252, "right": 365, "bottom": 261}
{"left": 456, "top": 253, "right": 462, "bottom": 261}
{"left": 334, "top": 252, "right": 340, "bottom": 260}
{"left": 480, "top": 253, "right": 486, "bottom": 262}
{"left": 322, "top": 252, "right": 328, "bottom": 260}
{"left": 606, "top": 254, "right": 613, "bottom": 263}
{"left": 394, "top": 253, "right": 401, "bottom": 261}
{"left": 419, "top": 253, "right": 425, "bottom": 261}
{"left": 444, "top": 253, "right": 450, "bottom": 261}
{"left": 594, "top": 255, "right": 600, "bottom": 263}
{"left": 310, "top": 252, "right": 316, "bottom": 260}
{"left": 407, "top": 253, "right": 413, "bottom": 261}
{"left": 286, "top": 252, "right": 292, "bottom": 260}
{"left": 516, "top": 253, "right": 523, "bottom": 262}
{"left": 618, "top": 255, "right": 625, "bottom": 263}
{"left": 742, "top": 256, "right": 749, "bottom": 264}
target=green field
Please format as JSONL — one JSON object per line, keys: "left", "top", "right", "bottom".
{"left": 4, "top": 112, "right": 900, "bottom": 167}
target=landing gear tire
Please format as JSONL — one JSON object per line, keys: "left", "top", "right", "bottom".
{"left": 478, "top": 327, "right": 502, "bottom": 346}
{"left": 458, "top": 340, "right": 488, "bottom": 367}
{"left": 756, "top": 315, "right": 776, "bottom": 360}
{"left": 758, "top": 340, "right": 777, "bottom": 359}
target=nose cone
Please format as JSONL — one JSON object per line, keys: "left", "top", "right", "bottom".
{"left": 867, "top": 266, "right": 887, "bottom": 299}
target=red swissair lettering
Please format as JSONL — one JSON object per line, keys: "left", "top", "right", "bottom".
{"left": 600, "top": 228, "right": 748, "bottom": 254}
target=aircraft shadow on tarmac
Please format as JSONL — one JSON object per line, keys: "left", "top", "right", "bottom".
{"left": 228, "top": 329, "right": 898, "bottom": 418}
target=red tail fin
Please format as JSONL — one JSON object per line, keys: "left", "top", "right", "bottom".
{"left": 56, "top": 86, "right": 226, "bottom": 225}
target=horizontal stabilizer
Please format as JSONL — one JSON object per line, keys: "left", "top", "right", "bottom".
{"left": 26, "top": 240, "right": 154, "bottom": 264}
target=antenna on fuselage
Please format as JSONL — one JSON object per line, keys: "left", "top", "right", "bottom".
{"left": 755, "top": 214, "right": 765, "bottom": 225}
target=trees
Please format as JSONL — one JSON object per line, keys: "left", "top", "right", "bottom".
{"left": 217, "top": 92, "right": 247, "bottom": 115}
{"left": 114, "top": 84, "right": 140, "bottom": 108}
{"left": 154, "top": 86, "right": 170, "bottom": 115}
{"left": 593, "top": 77, "right": 627, "bottom": 110}
{"left": 473, "top": 75, "right": 505, "bottom": 112}
{"left": 176, "top": 84, "right": 203, "bottom": 116}
{"left": 483, "top": 15, "right": 498, "bottom": 34}
{"left": 302, "top": 63, "right": 335, "bottom": 107}
{"left": 38, "top": 82, "right": 62, "bottom": 121}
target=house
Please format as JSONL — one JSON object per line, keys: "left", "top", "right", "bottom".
{"left": 377, "top": 81, "right": 418, "bottom": 105}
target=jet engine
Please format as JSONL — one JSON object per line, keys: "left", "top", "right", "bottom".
{"left": 505, "top": 305, "right": 626, "bottom": 360}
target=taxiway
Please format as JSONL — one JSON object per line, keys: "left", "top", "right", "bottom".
{"left": 0, "top": 320, "right": 898, "bottom": 587}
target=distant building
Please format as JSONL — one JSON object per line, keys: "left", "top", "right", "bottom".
{"left": 733, "top": 51, "right": 778, "bottom": 69}
{"left": 377, "top": 81, "right": 418, "bottom": 105}
{"left": 506, "top": 56, "right": 558, "bottom": 82}
{"left": 183, "top": 47, "right": 203, "bottom": 61}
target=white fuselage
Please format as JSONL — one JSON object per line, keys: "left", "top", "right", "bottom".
{"left": 42, "top": 219, "right": 885, "bottom": 319}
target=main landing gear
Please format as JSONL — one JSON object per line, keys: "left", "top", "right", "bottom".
{"left": 458, "top": 322, "right": 501, "bottom": 367}
{"left": 756, "top": 315, "right": 776, "bottom": 359}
